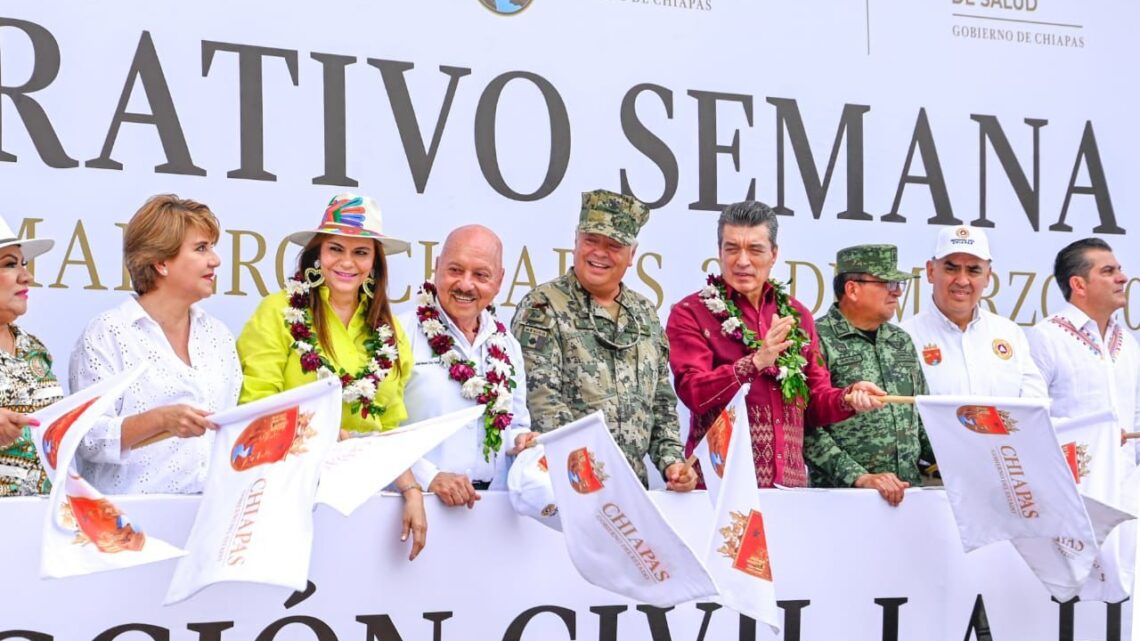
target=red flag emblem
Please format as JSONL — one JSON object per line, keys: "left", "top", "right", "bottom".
{"left": 567, "top": 447, "right": 607, "bottom": 494}
{"left": 66, "top": 494, "right": 146, "bottom": 553}
{"left": 719, "top": 509, "right": 773, "bottom": 581}
{"left": 41, "top": 397, "right": 101, "bottom": 471}
{"left": 706, "top": 408, "right": 735, "bottom": 479}
{"left": 231, "top": 406, "right": 311, "bottom": 471}
{"left": 956, "top": 405, "right": 1018, "bottom": 435}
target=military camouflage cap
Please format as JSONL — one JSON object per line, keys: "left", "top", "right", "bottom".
{"left": 577, "top": 189, "right": 650, "bottom": 246}
{"left": 835, "top": 244, "right": 914, "bottom": 281}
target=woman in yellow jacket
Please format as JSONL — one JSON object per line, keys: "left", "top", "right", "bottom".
{"left": 237, "top": 193, "right": 426, "bottom": 560}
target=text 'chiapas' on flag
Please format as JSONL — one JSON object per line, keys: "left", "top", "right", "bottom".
{"left": 538, "top": 411, "right": 717, "bottom": 607}
{"left": 914, "top": 395, "right": 1133, "bottom": 601}
{"left": 165, "top": 378, "right": 341, "bottom": 604}
{"left": 31, "top": 365, "right": 185, "bottom": 579}
{"left": 693, "top": 383, "right": 780, "bottom": 633}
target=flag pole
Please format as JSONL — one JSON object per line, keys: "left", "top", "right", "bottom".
{"left": 844, "top": 394, "right": 915, "bottom": 405}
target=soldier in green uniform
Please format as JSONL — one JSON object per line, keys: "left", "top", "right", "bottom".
{"left": 510, "top": 190, "right": 695, "bottom": 490}
{"left": 804, "top": 244, "right": 936, "bottom": 506}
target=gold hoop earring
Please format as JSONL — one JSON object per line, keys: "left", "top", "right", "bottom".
{"left": 304, "top": 260, "right": 324, "bottom": 287}
{"left": 362, "top": 275, "right": 375, "bottom": 299}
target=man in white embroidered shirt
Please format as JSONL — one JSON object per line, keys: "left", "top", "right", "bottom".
{"left": 1027, "top": 238, "right": 1139, "bottom": 466}
{"left": 900, "top": 225, "right": 1046, "bottom": 398}
{"left": 1026, "top": 238, "right": 1140, "bottom": 603}
{"left": 399, "top": 225, "right": 534, "bottom": 509}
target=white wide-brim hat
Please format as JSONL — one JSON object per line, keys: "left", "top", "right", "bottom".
{"left": 0, "top": 215, "right": 54, "bottom": 260}
{"left": 285, "top": 193, "right": 411, "bottom": 255}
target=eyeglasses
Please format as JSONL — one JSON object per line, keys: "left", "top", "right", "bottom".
{"left": 850, "top": 279, "right": 908, "bottom": 293}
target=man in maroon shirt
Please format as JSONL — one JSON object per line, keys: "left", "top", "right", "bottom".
{"left": 666, "top": 201, "right": 886, "bottom": 488}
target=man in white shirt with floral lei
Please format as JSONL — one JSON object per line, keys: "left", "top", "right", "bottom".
{"left": 399, "top": 225, "right": 534, "bottom": 508}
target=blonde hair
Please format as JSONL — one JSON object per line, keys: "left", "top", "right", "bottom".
{"left": 124, "top": 194, "right": 220, "bottom": 295}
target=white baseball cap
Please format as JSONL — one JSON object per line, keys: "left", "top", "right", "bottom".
{"left": 932, "top": 225, "right": 991, "bottom": 261}
{"left": 507, "top": 444, "right": 562, "bottom": 531}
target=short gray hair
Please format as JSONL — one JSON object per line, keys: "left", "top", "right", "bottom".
{"left": 717, "top": 201, "right": 779, "bottom": 249}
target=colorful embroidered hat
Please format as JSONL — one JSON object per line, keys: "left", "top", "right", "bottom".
{"left": 286, "top": 193, "right": 411, "bottom": 255}
{"left": 0, "top": 214, "right": 53, "bottom": 260}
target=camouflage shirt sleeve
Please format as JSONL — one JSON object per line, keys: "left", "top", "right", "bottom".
{"left": 510, "top": 291, "right": 573, "bottom": 433}
{"left": 915, "top": 367, "right": 936, "bottom": 465}
{"left": 648, "top": 316, "right": 684, "bottom": 475}
{"left": 803, "top": 337, "right": 869, "bottom": 487}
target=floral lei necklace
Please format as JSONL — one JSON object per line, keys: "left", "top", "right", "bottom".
{"left": 699, "top": 274, "right": 811, "bottom": 405}
{"left": 415, "top": 282, "right": 516, "bottom": 460}
{"left": 284, "top": 272, "right": 398, "bottom": 419}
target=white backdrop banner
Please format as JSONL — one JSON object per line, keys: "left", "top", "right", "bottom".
{"left": 0, "top": 491, "right": 1132, "bottom": 641}
{"left": 0, "top": 0, "right": 1137, "bottom": 368}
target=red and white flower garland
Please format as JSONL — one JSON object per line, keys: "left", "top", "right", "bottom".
{"left": 415, "top": 282, "right": 516, "bottom": 459}
{"left": 284, "top": 272, "right": 397, "bottom": 419}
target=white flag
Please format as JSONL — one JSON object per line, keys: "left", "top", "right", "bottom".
{"left": 316, "top": 405, "right": 482, "bottom": 516}
{"left": 915, "top": 395, "right": 1133, "bottom": 600}
{"left": 693, "top": 385, "right": 780, "bottom": 633}
{"left": 1050, "top": 411, "right": 1137, "bottom": 602}
{"left": 165, "top": 378, "right": 341, "bottom": 604}
{"left": 32, "top": 365, "right": 184, "bottom": 578}
{"left": 538, "top": 411, "right": 716, "bottom": 607}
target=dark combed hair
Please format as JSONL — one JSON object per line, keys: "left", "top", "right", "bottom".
{"left": 297, "top": 234, "right": 397, "bottom": 366}
{"left": 1053, "top": 237, "right": 1113, "bottom": 301}
{"left": 833, "top": 272, "right": 867, "bottom": 302}
{"left": 716, "top": 201, "right": 779, "bottom": 248}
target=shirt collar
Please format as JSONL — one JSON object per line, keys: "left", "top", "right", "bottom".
{"left": 725, "top": 280, "right": 776, "bottom": 309}
{"left": 823, "top": 303, "right": 874, "bottom": 340}
{"left": 567, "top": 268, "right": 630, "bottom": 311}
{"left": 1054, "top": 302, "right": 1118, "bottom": 337}
{"left": 928, "top": 297, "right": 980, "bottom": 332}
{"left": 124, "top": 295, "right": 207, "bottom": 327}
{"left": 438, "top": 305, "right": 496, "bottom": 347}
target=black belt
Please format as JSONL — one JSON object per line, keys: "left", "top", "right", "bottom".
{"left": 471, "top": 480, "right": 491, "bottom": 491}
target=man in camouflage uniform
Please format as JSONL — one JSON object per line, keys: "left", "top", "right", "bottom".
{"left": 510, "top": 190, "right": 695, "bottom": 490}
{"left": 804, "top": 244, "right": 935, "bottom": 506}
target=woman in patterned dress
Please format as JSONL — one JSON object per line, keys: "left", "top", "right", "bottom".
{"left": 0, "top": 215, "right": 61, "bottom": 497}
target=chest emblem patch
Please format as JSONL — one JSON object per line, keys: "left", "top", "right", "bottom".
{"left": 922, "top": 344, "right": 942, "bottom": 366}
{"left": 992, "top": 338, "right": 1013, "bottom": 360}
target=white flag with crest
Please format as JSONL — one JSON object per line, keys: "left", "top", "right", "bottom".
{"left": 914, "top": 395, "right": 1133, "bottom": 601}
{"left": 693, "top": 384, "right": 780, "bottom": 633}
{"left": 32, "top": 365, "right": 185, "bottom": 578}
{"left": 165, "top": 378, "right": 341, "bottom": 604}
{"left": 539, "top": 411, "right": 717, "bottom": 607}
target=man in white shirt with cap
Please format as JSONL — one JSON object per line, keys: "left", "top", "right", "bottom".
{"left": 400, "top": 225, "right": 535, "bottom": 509}
{"left": 900, "top": 225, "right": 1046, "bottom": 398}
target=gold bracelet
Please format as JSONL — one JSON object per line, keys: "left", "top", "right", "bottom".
{"left": 398, "top": 483, "right": 424, "bottom": 494}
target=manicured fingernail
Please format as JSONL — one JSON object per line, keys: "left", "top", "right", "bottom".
{"left": 28, "top": 419, "right": 40, "bottom": 426}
